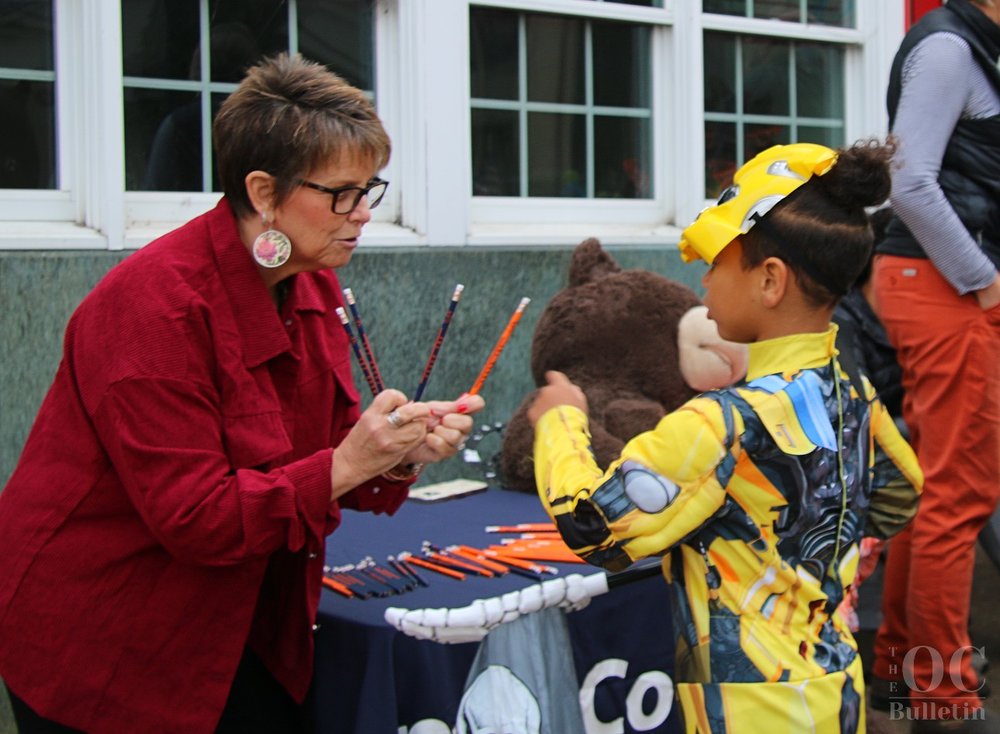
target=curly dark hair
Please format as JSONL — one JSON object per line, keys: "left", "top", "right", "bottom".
{"left": 739, "top": 138, "right": 896, "bottom": 307}
{"left": 213, "top": 53, "right": 391, "bottom": 218}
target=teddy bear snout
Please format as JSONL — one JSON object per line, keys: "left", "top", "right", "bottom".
{"left": 677, "top": 305, "right": 749, "bottom": 392}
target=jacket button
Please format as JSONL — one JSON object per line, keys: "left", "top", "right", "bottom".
{"left": 312, "top": 624, "right": 321, "bottom": 632}
{"left": 308, "top": 552, "right": 318, "bottom": 560}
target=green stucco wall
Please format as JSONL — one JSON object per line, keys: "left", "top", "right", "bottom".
{"left": 0, "top": 244, "right": 705, "bottom": 489}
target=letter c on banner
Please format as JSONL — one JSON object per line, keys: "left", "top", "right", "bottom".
{"left": 625, "top": 671, "right": 673, "bottom": 731}
{"left": 581, "top": 658, "right": 629, "bottom": 734}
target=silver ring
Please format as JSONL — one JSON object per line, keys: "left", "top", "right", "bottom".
{"left": 386, "top": 410, "right": 403, "bottom": 428}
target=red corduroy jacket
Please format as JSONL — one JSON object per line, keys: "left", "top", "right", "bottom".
{"left": 0, "top": 198, "right": 410, "bottom": 733}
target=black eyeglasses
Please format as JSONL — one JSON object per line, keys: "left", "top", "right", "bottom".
{"left": 297, "top": 177, "right": 389, "bottom": 214}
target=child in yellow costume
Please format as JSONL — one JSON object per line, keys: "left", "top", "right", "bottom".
{"left": 528, "top": 141, "right": 923, "bottom": 734}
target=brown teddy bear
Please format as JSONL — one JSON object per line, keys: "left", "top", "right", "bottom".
{"left": 499, "top": 238, "right": 747, "bottom": 493}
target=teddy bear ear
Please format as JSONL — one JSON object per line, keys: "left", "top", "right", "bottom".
{"left": 568, "top": 237, "right": 622, "bottom": 287}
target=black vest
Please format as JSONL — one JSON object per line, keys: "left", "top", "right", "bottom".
{"left": 878, "top": 3, "right": 1000, "bottom": 267}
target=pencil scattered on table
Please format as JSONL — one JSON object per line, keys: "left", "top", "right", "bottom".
{"left": 336, "top": 306, "right": 380, "bottom": 396}
{"left": 389, "top": 554, "right": 428, "bottom": 588}
{"left": 413, "top": 284, "right": 464, "bottom": 401}
{"left": 493, "top": 538, "right": 586, "bottom": 564}
{"left": 486, "top": 522, "right": 556, "bottom": 533}
{"left": 343, "top": 288, "right": 384, "bottom": 393}
{"left": 321, "top": 531, "right": 572, "bottom": 600}
{"left": 400, "top": 552, "right": 467, "bottom": 581}
{"left": 321, "top": 575, "right": 354, "bottom": 598}
{"left": 468, "top": 297, "right": 530, "bottom": 396}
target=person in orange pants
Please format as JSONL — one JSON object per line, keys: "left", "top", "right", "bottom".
{"left": 872, "top": 255, "right": 1000, "bottom": 726}
{"left": 870, "top": 0, "right": 1000, "bottom": 731}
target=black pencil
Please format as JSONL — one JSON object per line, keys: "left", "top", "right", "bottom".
{"left": 343, "top": 288, "right": 384, "bottom": 393}
{"left": 413, "top": 284, "right": 464, "bottom": 401}
{"left": 336, "top": 307, "right": 379, "bottom": 396}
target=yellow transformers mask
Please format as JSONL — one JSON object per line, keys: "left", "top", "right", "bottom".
{"left": 679, "top": 143, "right": 839, "bottom": 264}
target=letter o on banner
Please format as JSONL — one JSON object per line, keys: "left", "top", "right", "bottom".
{"left": 407, "top": 720, "right": 452, "bottom": 734}
{"left": 625, "top": 671, "right": 674, "bottom": 731}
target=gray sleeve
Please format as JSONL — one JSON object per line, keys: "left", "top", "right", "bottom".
{"left": 890, "top": 33, "right": 999, "bottom": 295}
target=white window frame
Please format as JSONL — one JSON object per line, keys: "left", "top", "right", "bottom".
{"left": 0, "top": 0, "right": 99, "bottom": 248}
{"left": 123, "top": 0, "right": 409, "bottom": 248}
{"left": 0, "top": 0, "right": 906, "bottom": 251}
{"left": 464, "top": 0, "right": 677, "bottom": 246}
{"left": 691, "top": 1, "right": 903, "bottom": 220}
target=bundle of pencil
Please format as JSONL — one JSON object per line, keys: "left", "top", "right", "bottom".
{"left": 486, "top": 538, "right": 585, "bottom": 564}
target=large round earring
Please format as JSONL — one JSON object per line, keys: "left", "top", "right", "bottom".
{"left": 252, "top": 228, "right": 291, "bottom": 269}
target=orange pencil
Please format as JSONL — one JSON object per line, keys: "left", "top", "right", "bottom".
{"left": 491, "top": 540, "right": 586, "bottom": 564}
{"left": 322, "top": 576, "right": 355, "bottom": 598}
{"left": 450, "top": 546, "right": 511, "bottom": 574}
{"left": 402, "top": 553, "right": 466, "bottom": 580}
{"left": 480, "top": 549, "right": 558, "bottom": 575}
{"left": 468, "top": 297, "right": 530, "bottom": 396}
{"left": 453, "top": 545, "right": 548, "bottom": 580}
{"left": 426, "top": 551, "right": 496, "bottom": 577}
{"left": 485, "top": 523, "right": 556, "bottom": 533}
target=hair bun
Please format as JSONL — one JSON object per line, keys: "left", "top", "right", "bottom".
{"left": 820, "top": 138, "right": 895, "bottom": 210}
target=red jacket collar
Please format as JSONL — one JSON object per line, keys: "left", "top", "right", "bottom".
{"left": 206, "top": 198, "right": 312, "bottom": 368}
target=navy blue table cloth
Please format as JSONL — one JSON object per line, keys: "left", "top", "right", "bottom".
{"left": 311, "top": 486, "right": 682, "bottom": 734}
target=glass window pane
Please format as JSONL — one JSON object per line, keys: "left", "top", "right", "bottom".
{"left": 207, "top": 1, "right": 288, "bottom": 68}
{"left": 471, "top": 10, "right": 653, "bottom": 201}
{"left": 808, "top": 0, "right": 854, "bottom": 27}
{"left": 705, "top": 0, "right": 854, "bottom": 24}
{"left": 470, "top": 8, "right": 518, "bottom": 101}
{"left": 0, "top": 0, "right": 53, "bottom": 71}
{"left": 754, "top": 0, "right": 801, "bottom": 22}
{"left": 298, "top": 0, "right": 373, "bottom": 90}
{"left": 595, "top": 116, "right": 650, "bottom": 199}
{"left": 207, "top": 21, "right": 266, "bottom": 83}
{"left": 0, "top": 0, "right": 55, "bottom": 190}
{"left": 798, "top": 125, "right": 844, "bottom": 149}
{"left": 0, "top": 79, "right": 55, "bottom": 188}
{"left": 472, "top": 109, "right": 519, "bottom": 196}
{"left": 526, "top": 15, "right": 584, "bottom": 105}
{"left": 122, "top": 1, "right": 285, "bottom": 82}
{"left": 593, "top": 21, "right": 649, "bottom": 108}
{"left": 122, "top": 0, "right": 200, "bottom": 80}
{"left": 743, "top": 36, "right": 789, "bottom": 116}
{"left": 125, "top": 88, "right": 203, "bottom": 192}
{"left": 796, "top": 43, "right": 843, "bottom": 119}
{"left": 745, "top": 123, "right": 789, "bottom": 160}
{"left": 704, "top": 32, "right": 736, "bottom": 114}
{"left": 123, "top": 0, "right": 375, "bottom": 193}
{"left": 528, "top": 112, "right": 586, "bottom": 197}
{"left": 703, "top": 0, "right": 748, "bottom": 16}
{"left": 705, "top": 120, "right": 738, "bottom": 199}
